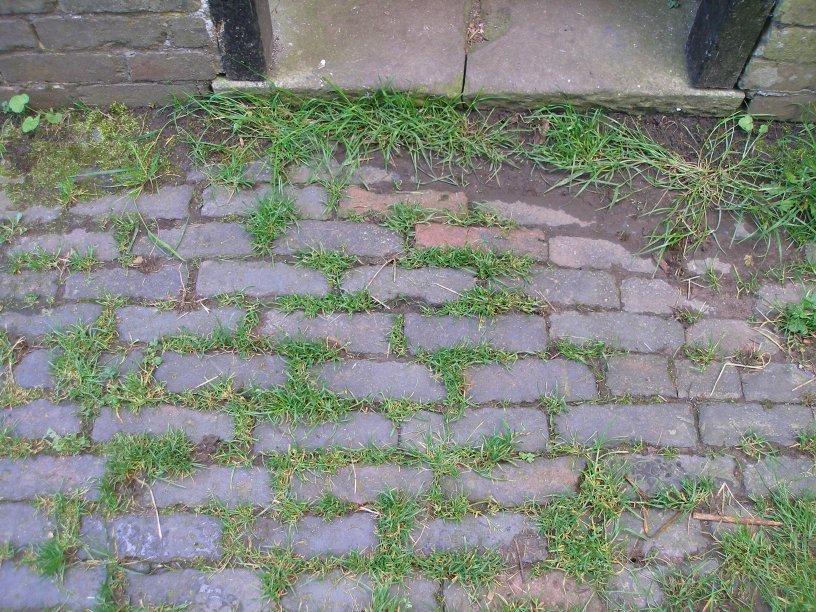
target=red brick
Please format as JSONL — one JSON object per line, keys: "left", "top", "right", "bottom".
{"left": 339, "top": 186, "right": 467, "bottom": 217}
{"left": 414, "top": 222, "right": 548, "bottom": 259}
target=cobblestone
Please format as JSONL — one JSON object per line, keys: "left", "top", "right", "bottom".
{"left": 464, "top": 358, "right": 597, "bottom": 403}
{"left": 554, "top": 403, "right": 697, "bottom": 447}
{"left": 0, "top": 303, "right": 102, "bottom": 338}
{"left": 549, "top": 236, "right": 654, "bottom": 273}
{"left": 606, "top": 354, "right": 674, "bottom": 397}
{"left": 442, "top": 457, "right": 584, "bottom": 506}
{"left": 686, "top": 319, "right": 780, "bottom": 356}
{"left": 255, "top": 411, "right": 397, "bottom": 452}
{"left": 72, "top": 185, "right": 193, "bottom": 219}
{"left": 64, "top": 264, "right": 185, "bottom": 300}
{"left": 125, "top": 569, "right": 264, "bottom": 612}
{"left": 414, "top": 223, "right": 548, "bottom": 260}
{"left": 616, "top": 454, "right": 739, "bottom": 496}
{"left": 0, "top": 456, "right": 105, "bottom": 501}
{"left": 0, "top": 400, "right": 80, "bottom": 438}
{"left": 339, "top": 187, "right": 467, "bottom": 217}
{"left": 0, "top": 502, "right": 54, "bottom": 548}
{"left": 291, "top": 465, "right": 433, "bottom": 503}
{"left": 0, "top": 270, "right": 58, "bottom": 300}
{"left": 137, "top": 467, "right": 273, "bottom": 508}
{"left": 699, "top": 402, "right": 814, "bottom": 447}
{"left": 607, "top": 566, "right": 665, "bottom": 610}
{"left": 260, "top": 311, "right": 393, "bottom": 354}
{"left": 313, "top": 360, "right": 446, "bottom": 402}
{"left": 389, "top": 576, "right": 441, "bottom": 610}
{"left": 512, "top": 268, "right": 619, "bottom": 308}
{"left": 476, "top": 199, "right": 593, "bottom": 228}
{"left": 110, "top": 513, "right": 222, "bottom": 561}
{"left": 550, "top": 312, "right": 685, "bottom": 353}
{"left": 93, "top": 405, "right": 234, "bottom": 443}
{"left": 155, "top": 352, "right": 287, "bottom": 392}
{"left": 116, "top": 306, "right": 245, "bottom": 342}
{"left": 249, "top": 514, "right": 379, "bottom": 557}
{"left": 279, "top": 570, "right": 373, "bottom": 611}
{"left": 273, "top": 220, "right": 404, "bottom": 258}
{"left": 200, "top": 183, "right": 267, "bottom": 217}
{"left": 675, "top": 360, "right": 743, "bottom": 400}
{"left": 0, "top": 565, "right": 106, "bottom": 610}
{"left": 621, "top": 277, "right": 700, "bottom": 314}
{"left": 743, "top": 457, "right": 816, "bottom": 496}
{"left": 11, "top": 349, "right": 54, "bottom": 388}
{"left": 196, "top": 260, "right": 329, "bottom": 298}
{"left": 742, "top": 363, "right": 816, "bottom": 403}
{"left": 11, "top": 227, "right": 119, "bottom": 260}
{"left": 617, "top": 508, "right": 710, "bottom": 561}
{"left": 404, "top": 313, "right": 548, "bottom": 353}
{"left": 133, "top": 223, "right": 253, "bottom": 258}
{"left": 342, "top": 265, "right": 476, "bottom": 304}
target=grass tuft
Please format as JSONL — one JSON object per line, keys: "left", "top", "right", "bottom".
{"left": 426, "top": 287, "right": 546, "bottom": 318}
{"left": 400, "top": 246, "right": 533, "bottom": 280}
{"left": 246, "top": 190, "right": 298, "bottom": 254}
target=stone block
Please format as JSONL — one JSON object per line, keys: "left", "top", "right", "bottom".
{"left": 60, "top": 0, "right": 198, "bottom": 11}
{"left": 686, "top": 319, "right": 780, "bottom": 356}
{"left": 0, "top": 303, "right": 102, "bottom": 339}
{"left": 34, "top": 15, "right": 166, "bottom": 50}
{"left": 550, "top": 312, "right": 685, "bottom": 353}
{"left": 0, "top": 456, "right": 105, "bottom": 501}
{"left": 403, "top": 313, "right": 548, "bottom": 354}
{"left": 756, "top": 24, "right": 816, "bottom": 63}
{"left": 675, "top": 360, "right": 743, "bottom": 400}
{"left": 0, "top": 0, "right": 55, "bottom": 13}
{"left": 342, "top": 265, "right": 476, "bottom": 305}
{"left": 776, "top": 0, "right": 816, "bottom": 25}
{"left": 0, "top": 52, "right": 126, "bottom": 83}
{"left": 0, "top": 565, "right": 105, "bottom": 610}
{"left": 109, "top": 513, "right": 222, "bottom": 561}
{"left": 741, "top": 363, "right": 816, "bottom": 403}
{"left": 616, "top": 454, "right": 739, "bottom": 497}
{"left": 249, "top": 514, "right": 378, "bottom": 557}
{"left": 0, "top": 502, "right": 54, "bottom": 548}
{"left": 279, "top": 570, "right": 373, "bottom": 611}
{"left": 740, "top": 57, "right": 816, "bottom": 91}
{"left": 743, "top": 457, "right": 816, "bottom": 496}
{"left": 464, "top": 358, "right": 597, "bottom": 403}
{"left": 388, "top": 576, "right": 441, "bottom": 611}
{"left": 340, "top": 187, "right": 467, "bottom": 217}
{"left": 0, "top": 400, "right": 80, "bottom": 438}
{"left": 549, "top": 236, "right": 654, "bottom": 272}
{"left": 617, "top": 508, "right": 710, "bottom": 562}
{"left": 414, "top": 223, "right": 548, "bottom": 260}
{"left": 512, "top": 267, "right": 619, "bottom": 309}
{"left": 0, "top": 19, "right": 36, "bottom": 51}
{"left": 196, "top": 261, "right": 329, "bottom": 298}
{"left": 116, "top": 306, "right": 245, "bottom": 342}
{"left": 747, "top": 92, "right": 816, "bottom": 122}
{"left": 72, "top": 185, "right": 192, "bottom": 219}
{"left": 133, "top": 223, "right": 253, "bottom": 258}
{"left": 128, "top": 51, "right": 217, "bottom": 81}
{"left": 699, "top": 402, "right": 814, "bottom": 447}
{"left": 290, "top": 465, "right": 433, "bottom": 504}
{"left": 126, "top": 569, "right": 264, "bottom": 612}
{"left": 621, "top": 277, "right": 699, "bottom": 314}
{"left": 313, "top": 360, "right": 446, "bottom": 402}
{"left": 273, "top": 220, "right": 404, "bottom": 259}
{"left": 93, "top": 405, "right": 234, "bottom": 443}
{"left": 606, "top": 354, "right": 674, "bottom": 397}
{"left": 0, "top": 271, "right": 59, "bottom": 300}
{"left": 255, "top": 411, "right": 397, "bottom": 453}
{"left": 154, "top": 352, "right": 287, "bottom": 393}
{"left": 137, "top": 467, "right": 273, "bottom": 508}
{"left": 476, "top": 199, "right": 594, "bottom": 229}
{"left": 64, "top": 265, "right": 185, "bottom": 300}
{"left": 607, "top": 566, "right": 665, "bottom": 610}
{"left": 11, "top": 349, "right": 53, "bottom": 388}
{"left": 74, "top": 82, "right": 208, "bottom": 107}
{"left": 260, "top": 311, "right": 393, "bottom": 354}
{"left": 167, "top": 15, "right": 213, "bottom": 48}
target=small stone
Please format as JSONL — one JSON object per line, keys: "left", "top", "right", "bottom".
{"left": 125, "top": 569, "right": 264, "bottom": 612}
{"left": 686, "top": 319, "right": 780, "bottom": 356}
{"left": 279, "top": 570, "right": 373, "bottom": 611}
{"left": 133, "top": 223, "right": 253, "bottom": 258}
{"left": 414, "top": 223, "right": 548, "bottom": 260}
{"left": 477, "top": 199, "right": 592, "bottom": 228}
{"left": 339, "top": 186, "right": 467, "bottom": 217}
{"left": 139, "top": 467, "right": 273, "bottom": 508}
{"left": 674, "top": 360, "right": 743, "bottom": 400}
{"left": 11, "top": 228, "right": 119, "bottom": 260}
{"left": 93, "top": 405, "right": 234, "bottom": 443}
{"left": 154, "top": 353, "right": 287, "bottom": 393}
{"left": 743, "top": 457, "right": 816, "bottom": 497}
{"left": 342, "top": 266, "right": 476, "bottom": 305}
{"left": 249, "top": 514, "right": 378, "bottom": 557}
{"left": 0, "top": 400, "right": 80, "bottom": 438}
{"left": 0, "top": 565, "right": 106, "bottom": 610}
{"left": 116, "top": 306, "right": 245, "bottom": 342}
{"left": 0, "top": 271, "right": 58, "bottom": 300}
{"left": 11, "top": 349, "right": 54, "bottom": 388}
{"left": 550, "top": 312, "right": 685, "bottom": 353}
{"left": 0, "top": 303, "right": 102, "bottom": 339}
{"left": 512, "top": 268, "right": 619, "bottom": 309}
{"left": 109, "top": 513, "right": 222, "bottom": 561}
{"left": 404, "top": 313, "right": 548, "bottom": 354}
{"left": 0, "top": 502, "right": 54, "bottom": 548}
{"left": 255, "top": 411, "right": 397, "bottom": 452}
{"left": 464, "top": 358, "right": 597, "bottom": 403}
{"left": 273, "top": 220, "right": 404, "bottom": 259}
{"left": 63, "top": 265, "right": 185, "bottom": 300}
{"left": 549, "top": 236, "right": 654, "bottom": 272}
{"left": 699, "top": 402, "right": 814, "bottom": 447}
{"left": 606, "top": 354, "right": 674, "bottom": 397}
{"left": 615, "top": 454, "right": 739, "bottom": 496}
{"left": 686, "top": 257, "right": 731, "bottom": 276}
{"left": 196, "top": 261, "right": 329, "bottom": 298}
{"left": 0, "top": 456, "right": 105, "bottom": 501}
{"left": 260, "top": 311, "right": 394, "bottom": 354}
{"left": 741, "top": 363, "right": 816, "bottom": 403}
{"left": 291, "top": 465, "right": 433, "bottom": 503}
{"left": 313, "top": 360, "right": 446, "bottom": 402}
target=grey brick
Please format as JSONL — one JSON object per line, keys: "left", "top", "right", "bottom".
{"left": 196, "top": 261, "right": 329, "bottom": 298}
{"left": 400, "top": 407, "right": 549, "bottom": 452}
{"left": 0, "top": 19, "right": 35, "bottom": 51}
{"left": 621, "top": 277, "right": 699, "bottom": 314}
{"left": 550, "top": 312, "right": 685, "bottom": 353}
{"left": 742, "top": 363, "right": 816, "bottom": 403}
{"left": 442, "top": 458, "right": 584, "bottom": 506}
{"left": 0, "top": 52, "right": 126, "bottom": 84}
{"left": 0, "top": 271, "right": 59, "bottom": 299}
{"left": 139, "top": 467, "right": 273, "bottom": 508}
{"left": 200, "top": 183, "right": 267, "bottom": 218}
{"left": 64, "top": 265, "right": 185, "bottom": 300}
{"left": 686, "top": 319, "right": 780, "bottom": 356}
{"left": 607, "top": 566, "right": 665, "bottom": 610}
{"left": 128, "top": 50, "right": 217, "bottom": 81}
{"left": 59, "top": 0, "right": 198, "bottom": 11}
{"left": 116, "top": 306, "right": 244, "bottom": 342}
{"left": 404, "top": 313, "right": 548, "bottom": 354}
{"left": 154, "top": 352, "right": 287, "bottom": 393}
{"left": 110, "top": 513, "right": 222, "bottom": 561}
{"left": 291, "top": 465, "right": 433, "bottom": 503}
{"left": 411, "top": 512, "right": 547, "bottom": 564}
{"left": 549, "top": 236, "right": 654, "bottom": 273}
{"left": 0, "top": 565, "right": 105, "bottom": 610}
{"left": 476, "top": 199, "right": 594, "bottom": 229}
{"left": 0, "top": 303, "right": 101, "bottom": 338}
{"left": 388, "top": 576, "right": 441, "bottom": 611}
{"left": 273, "top": 220, "right": 404, "bottom": 259}
{"left": 617, "top": 508, "right": 710, "bottom": 562}
{"left": 72, "top": 185, "right": 192, "bottom": 219}
{"left": 313, "top": 360, "right": 446, "bottom": 402}
{"left": 675, "top": 360, "right": 743, "bottom": 400}
{"left": 616, "top": 454, "right": 739, "bottom": 497}
{"left": 260, "top": 311, "right": 394, "bottom": 354}
{"left": 0, "top": 0, "right": 55, "bottom": 14}
{"left": 34, "top": 15, "right": 166, "bottom": 50}
{"left": 255, "top": 411, "right": 396, "bottom": 453}
{"left": 280, "top": 570, "right": 373, "bottom": 611}
{"left": 101, "top": 350, "right": 145, "bottom": 377}
{"left": 0, "top": 400, "right": 80, "bottom": 438}
{"left": 343, "top": 265, "right": 476, "bottom": 305}
{"left": 554, "top": 403, "right": 697, "bottom": 448}
{"left": 93, "top": 405, "right": 234, "bottom": 443}
{"left": 74, "top": 81, "right": 206, "bottom": 107}
{"left": 0, "top": 502, "right": 54, "bottom": 548}
{"left": 133, "top": 223, "right": 253, "bottom": 258}
{"left": 743, "top": 457, "right": 816, "bottom": 496}
{"left": 464, "top": 358, "right": 597, "bottom": 403}
{"left": 125, "top": 569, "right": 264, "bottom": 612}
{"left": 606, "top": 354, "right": 674, "bottom": 397}
{"left": 699, "top": 402, "right": 814, "bottom": 447}
{"left": 78, "top": 514, "right": 109, "bottom": 560}
{"left": 12, "top": 349, "right": 53, "bottom": 388}
{"left": 12, "top": 227, "right": 119, "bottom": 260}
{"left": 167, "top": 15, "right": 212, "bottom": 47}
{"left": 513, "top": 267, "right": 620, "bottom": 309}
{"left": 0, "top": 456, "right": 105, "bottom": 501}
{"left": 249, "top": 514, "right": 378, "bottom": 557}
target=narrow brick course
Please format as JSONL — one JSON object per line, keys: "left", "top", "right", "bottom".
{"left": 137, "top": 467, "right": 273, "bottom": 508}
{"left": 464, "top": 358, "right": 597, "bottom": 403}
{"left": 0, "top": 400, "right": 80, "bottom": 438}
{"left": 0, "top": 456, "right": 105, "bottom": 501}
{"left": 606, "top": 354, "right": 674, "bottom": 397}
{"left": 202, "top": 184, "right": 329, "bottom": 220}
{"left": 64, "top": 265, "right": 185, "bottom": 300}
{"left": 93, "top": 405, "right": 234, "bottom": 443}
{"left": 116, "top": 306, "right": 245, "bottom": 342}
{"left": 621, "top": 277, "right": 699, "bottom": 314}
{"left": 511, "top": 268, "right": 619, "bottom": 308}
{"left": 249, "top": 514, "right": 379, "bottom": 557}
{"left": 342, "top": 266, "right": 476, "bottom": 305}
{"left": 339, "top": 187, "right": 467, "bottom": 217}
{"left": 550, "top": 312, "right": 685, "bottom": 353}
{"left": 109, "top": 513, "right": 222, "bottom": 561}
{"left": 154, "top": 352, "right": 287, "bottom": 393}
{"left": 313, "top": 360, "right": 446, "bottom": 402}
{"left": 125, "top": 569, "right": 264, "bottom": 612}
{"left": 274, "top": 220, "right": 404, "bottom": 259}
{"left": 133, "top": 223, "right": 253, "bottom": 258}
{"left": 404, "top": 313, "right": 548, "bottom": 354}
{"left": 255, "top": 411, "right": 397, "bottom": 453}
{"left": 291, "top": 465, "right": 433, "bottom": 503}
{"left": 698, "top": 402, "right": 814, "bottom": 447}
{"left": 196, "top": 261, "right": 329, "bottom": 298}
{"left": 260, "top": 311, "right": 394, "bottom": 354}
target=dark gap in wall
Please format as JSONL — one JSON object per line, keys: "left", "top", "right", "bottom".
{"left": 209, "top": 0, "right": 266, "bottom": 80}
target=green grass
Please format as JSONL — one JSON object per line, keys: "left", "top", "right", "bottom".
{"left": 400, "top": 246, "right": 533, "bottom": 280}
{"left": 776, "top": 291, "right": 816, "bottom": 344}
{"left": 649, "top": 477, "right": 714, "bottom": 513}
{"left": 32, "top": 493, "right": 88, "bottom": 579}
{"left": 796, "top": 427, "right": 816, "bottom": 456}
{"left": 425, "top": 287, "right": 546, "bottom": 318}
{"left": 737, "top": 432, "right": 779, "bottom": 460}
{"left": 683, "top": 340, "right": 720, "bottom": 370}
{"left": 388, "top": 314, "right": 407, "bottom": 357}
{"left": 246, "top": 190, "right": 298, "bottom": 254}
{"left": 552, "top": 339, "right": 621, "bottom": 365}
{"left": 381, "top": 202, "right": 439, "bottom": 240}
{"left": 274, "top": 291, "right": 377, "bottom": 318}
{"left": 7, "top": 247, "right": 99, "bottom": 274}
{"left": 673, "top": 306, "right": 704, "bottom": 325}
{"left": 295, "top": 247, "right": 357, "bottom": 288}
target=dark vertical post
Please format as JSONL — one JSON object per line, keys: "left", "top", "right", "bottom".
{"left": 208, "top": 0, "right": 267, "bottom": 80}
{"left": 685, "top": 0, "right": 776, "bottom": 88}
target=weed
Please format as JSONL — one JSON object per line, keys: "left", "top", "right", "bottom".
{"left": 0, "top": 213, "right": 24, "bottom": 244}
{"left": 553, "top": 339, "right": 620, "bottom": 364}
{"left": 313, "top": 493, "right": 355, "bottom": 520}
{"left": 795, "top": 427, "right": 816, "bottom": 456}
{"left": 673, "top": 307, "right": 704, "bottom": 325}
{"left": 8, "top": 247, "right": 99, "bottom": 274}
{"left": 650, "top": 477, "right": 714, "bottom": 512}
{"left": 111, "top": 212, "right": 139, "bottom": 258}
{"left": 388, "top": 314, "right": 407, "bottom": 357}
{"left": 382, "top": 202, "right": 438, "bottom": 240}
{"left": 418, "top": 549, "right": 505, "bottom": 590}
{"left": 246, "top": 190, "right": 298, "bottom": 254}
{"left": 32, "top": 493, "right": 87, "bottom": 579}
{"left": 541, "top": 393, "right": 567, "bottom": 416}
{"left": 380, "top": 398, "right": 424, "bottom": 423}
{"left": 247, "top": 375, "right": 360, "bottom": 425}
{"left": 704, "top": 265, "right": 723, "bottom": 293}
{"left": 426, "top": 287, "right": 546, "bottom": 318}
{"left": 295, "top": 247, "right": 357, "bottom": 289}
{"left": 400, "top": 246, "right": 533, "bottom": 280}
{"left": 274, "top": 291, "right": 377, "bottom": 318}
{"left": 683, "top": 340, "right": 719, "bottom": 370}
{"left": 737, "top": 432, "right": 778, "bottom": 460}
{"left": 775, "top": 291, "right": 816, "bottom": 343}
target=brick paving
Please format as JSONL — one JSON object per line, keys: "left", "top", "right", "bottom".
{"left": 1, "top": 167, "right": 814, "bottom": 611}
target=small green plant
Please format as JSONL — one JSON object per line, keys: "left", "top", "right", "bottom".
{"left": 3, "top": 93, "right": 62, "bottom": 133}
{"left": 795, "top": 428, "right": 816, "bottom": 456}
{"left": 553, "top": 339, "right": 620, "bottom": 364}
{"left": 737, "top": 432, "right": 778, "bottom": 460}
{"left": 0, "top": 213, "right": 24, "bottom": 245}
{"left": 650, "top": 477, "right": 714, "bottom": 512}
{"left": 683, "top": 340, "right": 719, "bottom": 370}
{"left": 426, "top": 287, "right": 546, "bottom": 318}
{"left": 295, "top": 247, "right": 357, "bottom": 288}
{"left": 274, "top": 290, "right": 377, "bottom": 318}
{"left": 8, "top": 247, "right": 99, "bottom": 274}
{"left": 541, "top": 393, "right": 567, "bottom": 416}
{"left": 388, "top": 314, "right": 407, "bottom": 357}
{"left": 400, "top": 246, "right": 533, "bottom": 280}
{"left": 246, "top": 190, "right": 298, "bottom": 254}
{"left": 673, "top": 306, "right": 703, "bottom": 325}
{"left": 775, "top": 291, "right": 816, "bottom": 343}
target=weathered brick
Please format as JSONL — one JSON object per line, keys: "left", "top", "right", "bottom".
{"left": 414, "top": 223, "right": 548, "bottom": 260}
{"left": 196, "top": 261, "right": 329, "bottom": 298}
{"left": 0, "top": 19, "right": 35, "bottom": 51}
{"left": 511, "top": 268, "right": 619, "bottom": 308}
{"left": 78, "top": 515, "right": 109, "bottom": 560}
{"left": 11, "top": 349, "right": 53, "bottom": 388}
{"left": 60, "top": 0, "right": 198, "bottom": 11}
{"left": 0, "top": 400, "right": 80, "bottom": 438}
{"left": 313, "top": 360, "right": 446, "bottom": 402}
{"left": 742, "top": 363, "right": 816, "bottom": 403}
{"left": 255, "top": 411, "right": 396, "bottom": 453}
{"left": 74, "top": 81, "right": 207, "bottom": 107}
{"left": 201, "top": 184, "right": 330, "bottom": 220}
{"left": 740, "top": 57, "right": 816, "bottom": 91}
{"left": 400, "top": 407, "right": 549, "bottom": 452}
{"left": 686, "top": 319, "right": 780, "bottom": 356}
{"left": 606, "top": 354, "right": 674, "bottom": 397}
{"left": 249, "top": 514, "right": 378, "bottom": 557}
{"left": 550, "top": 312, "right": 685, "bottom": 353}
{"left": 116, "top": 306, "right": 244, "bottom": 342}
{"left": 442, "top": 458, "right": 584, "bottom": 506}
{"left": 0, "top": 0, "right": 55, "bottom": 14}
{"left": 615, "top": 454, "right": 739, "bottom": 497}
{"left": 154, "top": 352, "right": 287, "bottom": 393}
{"left": 464, "top": 358, "right": 597, "bottom": 403}
{"left": 0, "top": 303, "right": 101, "bottom": 338}
{"left": 93, "top": 405, "right": 234, "bottom": 443}
{"left": 273, "top": 220, "right": 404, "bottom": 259}
{"left": 404, "top": 313, "right": 548, "bottom": 354}
{"left": 280, "top": 570, "right": 372, "bottom": 611}
{"left": 291, "top": 465, "right": 433, "bottom": 503}
{"left": 11, "top": 228, "right": 119, "bottom": 260}
{"left": 64, "top": 265, "right": 185, "bottom": 300}
{"left": 554, "top": 403, "right": 697, "bottom": 447}
{"left": 132, "top": 223, "right": 253, "bottom": 258}
{"left": 128, "top": 51, "right": 217, "bottom": 81}
{"left": 34, "top": 15, "right": 166, "bottom": 50}
{"left": 109, "top": 513, "right": 222, "bottom": 561}
{"left": 476, "top": 199, "right": 594, "bottom": 229}
{"left": 388, "top": 576, "right": 441, "bottom": 611}
{"left": 0, "top": 456, "right": 105, "bottom": 501}
{"left": 126, "top": 569, "right": 263, "bottom": 611}
{"left": 167, "top": 15, "right": 212, "bottom": 47}
{"left": 675, "top": 360, "right": 743, "bottom": 400}
{"left": 1, "top": 189, "right": 60, "bottom": 224}
{"left": 0, "top": 502, "right": 54, "bottom": 548}
{"left": 621, "top": 277, "right": 702, "bottom": 314}
{"left": 607, "top": 566, "right": 665, "bottom": 610}
{"left": 743, "top": 457, "right": 816, "bottom": 496}
{"left": 260, "top": 311, "right": 394, "bottom": 354}
{"left": 617, "top": 508, "right": 710, "bottom": 562}
{"left": 549, "top": 236, "right": 654, "bottom": 272}
{"left": 0, "top": 271, "right": 59, "bottom": 300}
{"left": 776, "top": 0, "right": 816, "bottom": 25}
{"left": 138, "top": 467, "right": 273, "bottom": 508}
{"left": 0, "top": 565, "right": 105, "bottom": 610}
{"left": 342, "top": 265, "right": 476, "bottom": 305}
{"left": 0, "top": 52, "right": 126, "bottom": 83}
{"left": 748, "top": 92, "right": 816, "bottom": 122}
{"left": 755, "top": 24, "right": 816, "bottom": 63}
{"left": 699, "top": 402, "right": 814, "bottom": 447}
{"left": 411, "top": 512, "right": 547, "bottom": 564}
{"left": 340, "top": 186, "right": 467, "bottom": 217}
{"left": 71, "top": 185, "right": 192, "bottom": 219}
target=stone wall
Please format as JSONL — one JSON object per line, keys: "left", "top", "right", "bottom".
{"left": 0, "top": 0, "right": 220, "bottom": 107}
{"left": 740, "top": 0, "right": 816, "bottom": 121}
